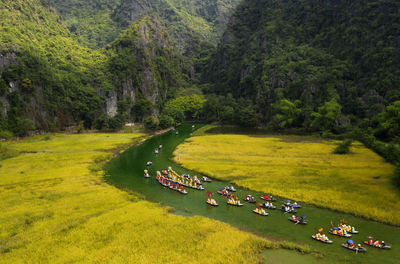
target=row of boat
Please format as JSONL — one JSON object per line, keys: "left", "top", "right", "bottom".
{"left": 147, "top": 160, "right": 391, "bottom": 253}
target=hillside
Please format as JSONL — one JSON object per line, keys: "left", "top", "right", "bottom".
{"left": 47, "top": 0, "right": 241, "bottom": 49}
{"left": 206, "top": 0, "right": 400, "bottom": 133}
{"left": 0, "top": 0, "right": 187, "bottom": 135}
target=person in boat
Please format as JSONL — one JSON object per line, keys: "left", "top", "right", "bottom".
{"left": 321, "top": 234, "right": 327, "bottom": 241}
{"left": 316, "top": 233, "right": 321, "bottom": 240}
{"left": 159, "top": 145, "right": 163, "bottom": 149}
{"left": 357, "top": 244, "right": 363, "bottom": 249}
{"left": 299, "top": 215, "right": 306, "bottom": 224}
{"left": 374, "top": 240, "right": 380, "bottom": 247}
{"left": 381, "top": 241, "right": 386, "bottom": 247}
{"left": 347, "top": 240, "right": 355, "bottom": 248}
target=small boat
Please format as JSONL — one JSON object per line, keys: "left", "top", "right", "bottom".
{"left": 217, "top": 188, "right": 229, "bottom": 196}
{"left": 144, "top": 169, "right": 150, "bottom": 178}
{"left": 260, "top": 202, "right": 276, "bottom": 209}
{"left": 225, "top": 185, "right": 236, "bottom": 192}
{"left": 288, "top": 216, "right": 307, "bottom": 224}
{"left": 146, "top": 161, "right": 152, "bottom": 166}
{"left": 243, "top": 195, "right": 256, "bottom": 203}
{"left": 253, "top": 208, "right": 269, "bottom": 216}
{"left": 329, "top": 230, "right": 352, "bottom": 238}
{"left": 178, "top": 188, "right": 188, "bottom": 194}
{"left": 291, "top": 202, "right": 301, "bottom": 208}
{"left": 227, "top": 199, "right": 243, "bottom": 206}
{"left": 341, "top": 243, "right": 366, "bottom": 252}
{"left": 159, "top": 145, "right": 163, "bottom": 149}
{"left": 363, "top": 241, "right": 391, "bottom": 249}
{"left": 154, "top": 148, "right": 159, "bottom": 154}
{"left": 281, "top": 206, "right": 296, "bottom": 214}
{"left": 202, "top": 176, "right": 212, "bottom": 182}
{"left": 206, "top": 199, "right": 218, "bottom": 206}
{"left": 311, "top": 234, "right": 333, "bottom": 244}
{"left": 339, "top": 225, "right": 358, "bottom": 234}
{"left": 261, "top": 195, "right": 276, "bottom": 202}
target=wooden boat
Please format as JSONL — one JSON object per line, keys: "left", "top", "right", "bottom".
{"left": 261, "top": 195, "right": 276, "bottom": 202}
{"left": 253, "top": 209, "right": 269, "bottom": 216}
{"left": 363, "top": 241, "right": 391, "bottom": 249}
{"left": 341, "top": 244, "right": 366, "bottom": 252}
{"left": 227, "top": 199, "right": 243, "bottom": 206}
{"left": 288, "top": 217, "right": 307, "bottom": 224}
{"left": 329, "top": 230, "right": 351, "bottom": 238}
{"left": 206, "top": 199, "right": 218, "bottom": 206}
{"left": 311, "top": 235, "right": 333, "bottom": 244}
{"left": 260, "top": 203, "right": 276, "bottom": 209}
{"left": 202, "top": 176, "right": 212, "bottom": 182}
{"left": 243, "top": 195, "right": 256, "bottom": 203}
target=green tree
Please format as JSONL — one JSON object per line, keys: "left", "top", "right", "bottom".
{"left": 271, "top": 99, "right": 302, "bottom": 129}
{"left": 311, "top": 99, "right": 341, "bottom": 131}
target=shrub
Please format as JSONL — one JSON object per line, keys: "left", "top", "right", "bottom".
{"left": 159, "top": 114, "right": 174, "bottom": 129}
{"left": 0, "top": 130, "right": 13, "bottom": 140}
{"left": 333, "top": 139, "right": 352, "bottom": 154}
{"left": 144, "top": 116, "right": 159, "bottom": 130}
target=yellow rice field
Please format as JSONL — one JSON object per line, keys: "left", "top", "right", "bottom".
{"left": 0, "top": 133, "right": 285, "bottom": 263}
{"left": 174, "top": 129, "right": 400, "bottom": 225}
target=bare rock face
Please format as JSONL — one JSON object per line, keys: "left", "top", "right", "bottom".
{"left": 0, "top": 45, "right": 18, "bottom": 73}
{"left": 105, "top": 90, "right": 118, "bottom": 117}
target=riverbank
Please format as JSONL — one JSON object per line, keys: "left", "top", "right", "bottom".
{"left": 0, "top": 132, "right": 290, "bottom": 263}
{"left": 173, "top": 125, "right": 399, "bottom": 225}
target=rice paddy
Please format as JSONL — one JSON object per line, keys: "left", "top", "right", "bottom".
{"left": 173, "top": 126, "right": 399, "bottom": 225}
{"left": 0, "top": 132, "right": 284, "bottom": 263}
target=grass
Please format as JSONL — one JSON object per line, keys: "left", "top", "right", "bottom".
{"left": 173, "top": 127, "right": 400, "bottom": 225}
{"left": 0, "top": 132, "right": 294, "bottom": 263}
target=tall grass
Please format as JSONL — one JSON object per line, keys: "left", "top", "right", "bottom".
{"left": 174, "top": 133, "right": 399, "bottom": 225}
{"left": 0, "top": 133, "right": 282, "bottom": 263}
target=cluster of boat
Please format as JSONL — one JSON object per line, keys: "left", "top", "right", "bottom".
{"left": 310, "top": 223, "right": 391, "bottom": 253}
{"left": 144, "top": 153, "right": 392, "bottom": 254}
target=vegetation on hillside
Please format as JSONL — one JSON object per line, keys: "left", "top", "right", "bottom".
{"left": 0, "top": 1, "right": 190, "bottom": 136}
{"left": 174, "top": 131, "right": 399, "bottom": 225}
{"left": 204, "top": 0, "right": 400, "bottom": 142}
{"left": 47, "top": 0, "right": 241, "bottom": 49}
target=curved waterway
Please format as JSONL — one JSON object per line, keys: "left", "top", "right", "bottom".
{"left": 106, "top": 124, "right": 400, "bottom": 263}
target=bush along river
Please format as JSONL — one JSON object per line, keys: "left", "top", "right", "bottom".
{"left": 106, "top": 124, "right": 400, "bottom": 264}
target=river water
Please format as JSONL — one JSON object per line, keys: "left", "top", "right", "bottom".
{"left": 106, "top": 124, "right": 400, "bottom": 263}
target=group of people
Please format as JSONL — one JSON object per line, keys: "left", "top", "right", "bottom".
{"left": 330, "top": 226, "right": 349, "bottom": 236}
{"left": 314, "top": 232, "right": 330, "bottom": 242}
{"left": 281, "top": 204, "right": 296, "bottom": 213}
{"left": 365, "top": 239, "right": 387, "bottom": 248}
{"left": 290, "top": 215, "right": 306, "bottom": 224}
{"left": 339, "top": 224, "right": 357, "bottom": 234}
{"left": 345, "top": 239, "right": 363, "bottom": 249}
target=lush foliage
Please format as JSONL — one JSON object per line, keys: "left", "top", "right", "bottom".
{"left": 0, "top": 1, "right": 190, "bottom": 136}
{"left": 174, "top": 128, "right": 398, "bottom": 225}
{"left": 333, "top": 139, "right": 353, "bottom": 154}
{"left": 48, "top": 0, "right": 241, "bottom": 49}
{"left": 0, "top": 133, "right": 284, "bottom": 263}
{"left": 205, "top": 0, "right": 400, "bottom": 140}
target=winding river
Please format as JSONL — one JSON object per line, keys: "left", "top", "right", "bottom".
{"left": 106, "top": 124, "right": 400, "bottom": 263}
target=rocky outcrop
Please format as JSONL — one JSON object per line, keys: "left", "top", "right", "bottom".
{"left": 0, "top": 45, "right": 18, "bottom": 74}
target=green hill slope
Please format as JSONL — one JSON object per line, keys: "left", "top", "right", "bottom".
{"left": 47, "top": 0, "right": 241, "bottom": 49}
{"left": 0, "top": 0, "right": 187, "bottom": 135}
{"left": 207, "top": 0, "right": 400, "bottom": 129}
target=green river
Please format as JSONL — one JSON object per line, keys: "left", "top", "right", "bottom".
{"left": 106, "top": 124, "right": 400, "bottom": 263}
